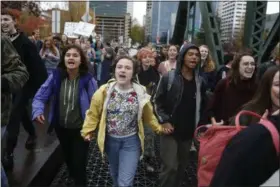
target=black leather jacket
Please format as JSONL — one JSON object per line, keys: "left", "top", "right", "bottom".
{"left": 152, "top": 44, "right": 207, "bottom": 125}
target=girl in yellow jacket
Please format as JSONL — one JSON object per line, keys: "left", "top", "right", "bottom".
{"left": 81, "top": 56, "right": 172, "bottom": 187}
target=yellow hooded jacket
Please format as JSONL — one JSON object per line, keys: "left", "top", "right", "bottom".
{"left": 81, "top": 80, "right": 163, "bottom": 158}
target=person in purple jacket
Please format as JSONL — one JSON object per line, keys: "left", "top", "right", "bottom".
{"left": 32, "top": 45, "right": 98, "bottom": 186}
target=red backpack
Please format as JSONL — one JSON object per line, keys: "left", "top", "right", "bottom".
{"left": 194, "top": 110, "right": 280, "bottom": 187}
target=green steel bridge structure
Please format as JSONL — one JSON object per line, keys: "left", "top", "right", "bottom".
{"left": 172, "top": 1, "right": 279, "bottom": 66}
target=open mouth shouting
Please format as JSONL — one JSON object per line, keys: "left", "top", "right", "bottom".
{"left": 189, "top": 61, "right": 197, "bottom": 68}
{"left": 118, "top": 74, "right": 127, "bottom": 80}
{"left": 67, "top": 60, "right": 76, "bottom": 68}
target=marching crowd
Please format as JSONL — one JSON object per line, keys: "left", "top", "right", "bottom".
{"left": 1, "top": 7, "right": 280, "bottom": 187}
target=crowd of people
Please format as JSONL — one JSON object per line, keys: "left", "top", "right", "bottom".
{"left": 1, "top": 7, "right": 280, "bottom": 187}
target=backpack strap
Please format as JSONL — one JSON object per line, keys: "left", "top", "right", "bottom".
{"left": 259, "top": 118, "right": 280, "bottom": 155}
{"left": 235, "top": 110, "right": 279, "bottom": 155}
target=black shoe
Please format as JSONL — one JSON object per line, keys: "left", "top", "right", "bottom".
{"left": 25, "top": 135, "right": 37, "bottom": 150}
{"left": 2, "top": 153, "right": 14, "bottom": 171}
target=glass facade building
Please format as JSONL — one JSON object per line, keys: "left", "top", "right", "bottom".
{"left": 194, "top": 2, "right": 219, "bottom": 31}
{"left": 150, "top": 1, "right": 179, "bottom": 43}
{"left": 90, "top": 1, "right": 127, "bottom": 17}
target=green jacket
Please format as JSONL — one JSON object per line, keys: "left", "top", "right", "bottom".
{"left": 1, "top": 36, "right": 29, "bottom": 126}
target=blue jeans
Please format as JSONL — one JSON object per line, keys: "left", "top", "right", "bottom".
{"left": 2, "top": 126, "right": 9, "bottom": 187}
{"left": 105, "top": 134, "right": 141, "bottom": 187}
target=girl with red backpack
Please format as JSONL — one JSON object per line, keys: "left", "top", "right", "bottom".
{"left": 195, "top": 67, "right": 279, "bottom": 186}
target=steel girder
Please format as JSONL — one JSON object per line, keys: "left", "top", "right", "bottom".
{"left": 199, "top": 2, "right": 224, "bottom": 66}
{"left": 184, "top": 2, "right": 196, "bottom": 42}
{"left": 171, "top": 1, "right": 188, "bottom": 45}
{"left": 243, "top": 1, "right": 267, "bottom": 64}
{"left": 260, "top": 14, "right": 280, "bottom": 63}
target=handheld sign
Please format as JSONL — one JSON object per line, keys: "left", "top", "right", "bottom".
{"left": 64, "top": 22, "right": 79, "bottom": 38}
{"left": 74, "top": 22, "right": 95, "bottom": 37}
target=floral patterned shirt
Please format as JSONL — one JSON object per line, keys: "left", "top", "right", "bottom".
{"left": 106, "top": 87, "right": 139, "bottom": 137}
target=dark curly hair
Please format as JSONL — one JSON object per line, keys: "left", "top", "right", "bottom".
{"left": 57, "top": 45, "right": 89, "bottom": 76}
{"left": 112, "top": 56, "right": 139, "bottom": 82}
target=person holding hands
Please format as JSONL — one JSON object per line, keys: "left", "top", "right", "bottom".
{"left": 81, "top": 56, "right": 172, "bottom": 187}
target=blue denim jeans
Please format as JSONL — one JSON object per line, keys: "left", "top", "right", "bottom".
{"left": 2, "top": 126, "right": 9, "bottom": 187}
{"left": 105, "top": 134, "right": 141, "bottom": 187}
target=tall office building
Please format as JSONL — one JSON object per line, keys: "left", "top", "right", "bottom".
{"left": 90, "top": 1, "right": 133, "bottom": 16}
{"left": 90, "top": 1, "right": 127, "bottom": 17}
{"left": 150, "top": 1, "right": 179, "bottom": 43}
{"left": 218, "top": 1, "right": 247, "bottom": 42}
{"left": 194, "top": 2, "right": 219, "bottom": 31}
{"left": 90, "top": 1, "right": 131, "bottom": 44}
{"left": 145, "top": 1, "right": 153, "bottom": 42}
{"left": 95, "top": 14, "right": 131, "bottom": 44}
{"left": 127, "top": 1, "right": 134, "bottom": 16}
{"left": 146, "top": 0, "right": 152, "bottom": 10}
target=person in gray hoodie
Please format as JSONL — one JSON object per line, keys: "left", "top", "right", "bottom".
{"left": 153, "top": 44, "right": 207, "bottom": 187}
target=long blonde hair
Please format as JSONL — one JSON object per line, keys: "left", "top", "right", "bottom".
{"left": 199, "top": 45, "right": 216, "bottom": 72}
{"left": 41, "top": 37, "right": 58, "bottom": 56}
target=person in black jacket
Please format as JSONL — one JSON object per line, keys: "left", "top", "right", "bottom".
{"left": 1, "top": 9, "right": 48, "bottom": 171}
{"left": 99, "top": 47, "right": 115, "bottom": 86}
{"left": 137, "top": 48, "right": 160, "bottom": 96}
{"left": 137, "top": 48, "right": 160, "bottom": 173}
{"left": 153, "top": 44, "right": 207, "bottom": 187}
{"left": 210, "top": 112, "right": 279, "bottom": 186}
